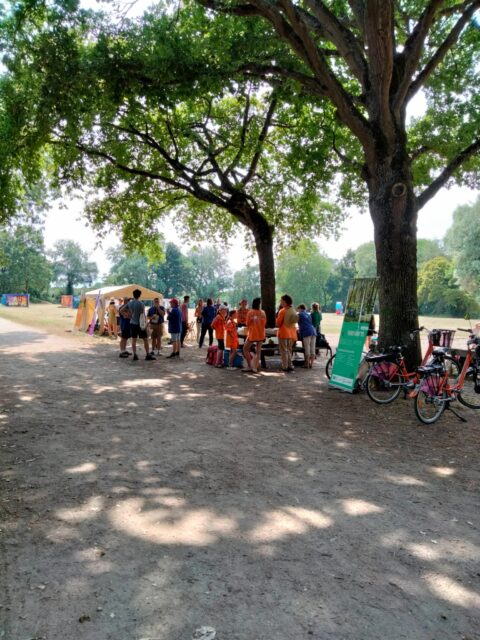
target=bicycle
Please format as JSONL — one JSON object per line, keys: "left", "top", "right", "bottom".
{"left": 364, "top": 327, "right": 459, "bottom": 405}
{"left": 413, "top": 328, "right": 480, "bottom": 424}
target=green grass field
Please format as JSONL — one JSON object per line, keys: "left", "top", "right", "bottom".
{"left": 0, "top": 304, "right": 477, "bottom": 349}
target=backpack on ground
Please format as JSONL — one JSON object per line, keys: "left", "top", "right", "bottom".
{"left": 223, "top": 348, "right": 244, "bottom": 368}
{"left": 206, "top": 345, "right": 218, "bottom": 365}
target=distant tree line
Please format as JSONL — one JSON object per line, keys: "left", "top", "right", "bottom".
{"left": 1, "top": 196, "right": 479, "bottom": 316}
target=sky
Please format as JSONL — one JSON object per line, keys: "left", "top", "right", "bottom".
{"left": 43, "top": 184, "right": 478, "bottom": 279}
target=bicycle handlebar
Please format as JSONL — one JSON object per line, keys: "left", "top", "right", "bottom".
{"left": 457, "top": 328, "right": 471, "bottom": 332}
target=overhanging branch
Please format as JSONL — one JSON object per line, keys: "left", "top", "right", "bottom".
{"left": 417, "top": 137, "right": 480, "bottom": 209}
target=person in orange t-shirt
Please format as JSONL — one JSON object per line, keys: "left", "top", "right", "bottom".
{"left": 276, "top": 294, "right": 298, "bottom": 372}
{"left": 211, "top": 305, "right": 228, "bottom": 367}
{"left": 243, "top": 297, "right": 266, "bottom": 373}
{"left": 237, "top": 299, "right": 249, "bottom": 327}
{"left": 225, "top": 309, "right": 239, "bottom": 369}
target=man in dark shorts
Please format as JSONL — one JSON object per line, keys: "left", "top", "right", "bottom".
{"left": 126, "top": 289, "right": 156, "bottom": 361}
{"left": 118, "top": 297, "right": 132, "bottom": 358}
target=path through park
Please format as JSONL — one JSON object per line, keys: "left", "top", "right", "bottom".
{"left": 1, "top": 316, "right": 479, "bottom": 640}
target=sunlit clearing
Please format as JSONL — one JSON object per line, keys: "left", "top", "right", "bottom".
{"left": 93, "top": 385, "right": 118, "bottom": 393}
{"left": 343, "top": 422, "right": 352, "bottom": 426}
{"left": 384, "top": 473, "right": 426, "bottom": 486}
{"left": 285, "top": 452, "right": 300, "bottom": 462}
{"left": 56, "top": 496, "right": 104, "bottom": 522}
{"left": 429, "top": 466, "right": 456, "bottom": 477}
{"left": 249, "top": 507, "right": 332, "bottom": 542}
{"left": 408, "top": 543, "right": 440, "bottom": 561}
{"left": 190, "top": 469, "right": 204, "bottom": 478}
{"left": 19, "top": 395, "right": 36, "bottom": 401}
{"left": 425, "top": 573, "right": 480, "bottom": 608}
{"left": 109, "top": 497, "right": 236, "bottom": 545}
{"left": 341, "top": 499, "right": 383, "bottom": 516}
{"left": 122, "top": 379, "right": 163, "bottom": 388}
{"left": 335, "top": 441, "right": 350, "bottom": 448}
{"left": 410, "top": 539, "right": 480, "bottom": 561}
{"left": 65, "top": 462, "right": 97, "bottom": 474}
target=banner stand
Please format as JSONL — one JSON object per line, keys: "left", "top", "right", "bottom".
{"left": 329, "top": 278, "right": 378, "bottom": 393}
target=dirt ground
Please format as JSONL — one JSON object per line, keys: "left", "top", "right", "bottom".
{"left": 1, "top": 315, "right": 479, "bottom": 640}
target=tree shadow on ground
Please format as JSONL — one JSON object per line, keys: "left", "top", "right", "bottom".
{"left": 1, "top": 328, "right": 479, "bottom": 640}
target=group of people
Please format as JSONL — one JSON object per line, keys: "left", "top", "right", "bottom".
{"left": 115, "top": 290, "right": 191, "bottom": 361}
{"left": 112, "top": 289, "right": 323, "bottom": 373}
{"left": 193, "top": 295, "right": 322, "bottom": 373}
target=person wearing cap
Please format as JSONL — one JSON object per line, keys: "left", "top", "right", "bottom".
{"left": 148, "top": 297, "right": 165, "bottom": 355}
{"left": 211, "top": 305, "right": 228, "bottom": 367}
{"left": 126, "top": 289, "right": 156, "bottom": 361}
{"left": 167, "top": 298, "right": 182, "bottom": 358}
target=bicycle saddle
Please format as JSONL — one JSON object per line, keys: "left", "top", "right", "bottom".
{"left": 365, "top": 352, "right": 397, "bottom": 363}
{"left": 431, "top": 347, "right": 448, "bottom": 357}
{"left": 417, "top": 363, "right": 444, "bottom": 374}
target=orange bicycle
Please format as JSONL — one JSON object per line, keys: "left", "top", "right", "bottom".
{"left": 413, "top": 328, "right": 480, "bottom": 424}
{"left": 364, "top": 327, "right": 459, "bottom": 405}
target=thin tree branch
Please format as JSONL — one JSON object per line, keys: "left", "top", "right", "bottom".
{"left": 392, "top": 0, "right": 443, "bottom": 114}
{"left": 302, "top": 0, "right": 368, "bottom": 86}
{"left": 224, "top": 92, "right": 251, "bottom": 178}
{"left": 241, "top": 95, "right": 277, "bottom": 187}
{"left": 417, "top": 137, "right": 480, "bottom": 209}
{"left": 407, "top": 1, "right": 480, "bottom": 101}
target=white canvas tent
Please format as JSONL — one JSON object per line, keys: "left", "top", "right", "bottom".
{"left": 84, "top": 284, "right": 164, "bottom": 301}
{"left": 75, "top": 284, "right": 164, "bottom": 333}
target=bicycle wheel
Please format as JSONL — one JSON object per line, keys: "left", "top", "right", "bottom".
{"left": 365, "top": 369, "right": 403, "bottom": 404}
{"left": 458, "top": 367, "right": 480, "bottom": 409}
{"left": 414, "top": 390, "right": 447, "bottom": 424}
{"left": 325, "top": 354, "right": 335, "bottom": 379}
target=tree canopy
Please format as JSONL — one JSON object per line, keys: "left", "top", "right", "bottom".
{"left": 0, "top": 225, "right": 52, "bottom": 299}
{"left": 0, "top": 2, "right": 346, "bottom": 323}
{"left": 50, "top": 239, "right": 98, "bottom": 295}
{"left": 444, "top": 197, "right": 480, "bottom": 302}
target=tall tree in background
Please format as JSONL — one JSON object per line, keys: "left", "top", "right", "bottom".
{"left": 230, "top": 264, "right": 261, "bottom": 306}
{"left": 155, "top": 243, "right": 194, "bottom": 298}
{"left": 276, "top": 240, "right": 331, "bottom": 306}
{"left": 325, "top": 250, "right": 357, "bottom": 311}
{"left": 0, "top": 225, "right": 52, "bottom": 298}
{"left": 188, "top": 246, "right": 232, "bottom": 301}
{"left": 444, "top": 197, "right": 480, "bottom": 302}
{"left": 418, "top": 256, "right": 479, "bottom": 316}
{"left": 202, "top": 0, "right": 480, "bottom": 359}
{"left": 50, "top": 240, "right": 98, "bottom": 295}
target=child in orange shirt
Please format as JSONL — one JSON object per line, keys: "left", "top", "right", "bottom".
{"left": 225, "top": 309, "right": 239, "bottom": 370}
{"left": 211, "top": 305, "right": 228, "bottom": 367}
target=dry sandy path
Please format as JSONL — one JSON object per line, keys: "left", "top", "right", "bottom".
{"left": 1, "top": 316, "right": 479, "bottom": 640}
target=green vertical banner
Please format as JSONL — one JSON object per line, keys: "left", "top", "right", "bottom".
{"left": 329, "top": 278, "right": 378, "bottom": 392}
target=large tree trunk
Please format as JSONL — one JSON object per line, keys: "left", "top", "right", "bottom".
{"left": 232, "top": 199, "right": 276, "bottom": 327}
{"left": 367, "top": 156, "right": 421, "bottom": 365}
{"left": 253, "top": 226, "right": 276, "bottom": 327}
